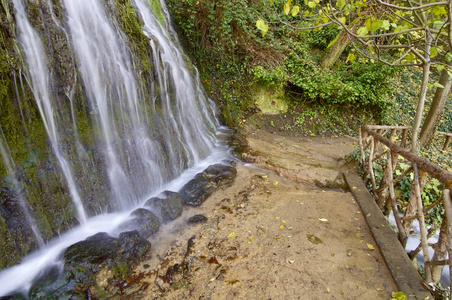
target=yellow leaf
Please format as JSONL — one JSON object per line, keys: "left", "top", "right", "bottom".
{"left": 307, "top": 234, "right": 323, "bottom": 244}
{"left": 284, "top": 0, "right": 292, "bottom": 15}
{"left": 366, "top": 243, "right": 375, "bottom": 250}
{"left": 338, "top": 17, "right": 346, "bottom": 24}
{"left": 291, "top": 5, "right": 300, "bottom": 16}
{"left": 228, "top": 232, "right": 236, "bottom": 237}
{"left": 319, "top": 218, "right": 328, "bottom": 222}
{"left": 273, "top": 181, "right": 279, "bottom": 187}
{"left": 346, "top": 53, "right": 356, "bottom": 63}
{"left": 280, "top": 225, "right": 284, "bottom": 229}
{"left": 256, "top": 19, "right": 269, "bottom": 37}
{"left": 327, "top": 287, "right": 331, "bottom": 293}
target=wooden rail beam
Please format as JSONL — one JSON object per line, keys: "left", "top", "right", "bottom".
{"left": 362, "top": 126, "right": 452, "bottom": 189}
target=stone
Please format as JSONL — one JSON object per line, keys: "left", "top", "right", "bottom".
{"left": 120, "top": 208, "right": 160, "bottom": 238}
{"left": 144, "top": 191, "right": 183, "bottom": 223}
{"left": 179, "top": 164, "right": 237, "bottom": 207}
{"left": 187, "top": 214, "right": 208, "bottom": 225}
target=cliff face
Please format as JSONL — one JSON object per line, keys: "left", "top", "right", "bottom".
{"left": 0, "top": 0, "right": 217, "bottom": 270}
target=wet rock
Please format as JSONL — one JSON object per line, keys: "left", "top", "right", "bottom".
{"left": 179, "top": 164, "right": 237, "bottom": 207}
{"left": 119, "top": 230, "right": 152, "bottom": 264}
{"left": 144, "top": 191, "right": 183, "bottom": 223}
{"left": 120, "top": 208, "right": 160, "bottom": 238}
{"left": 187, "top": 214, "right": 208, "bottom": 225}
{"left": 29, "top": 230, "right": 151, "bottom": 299}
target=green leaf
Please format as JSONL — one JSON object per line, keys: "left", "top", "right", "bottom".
{"left": 432, "top": 6, "right": 447, "bottom": 16}
{"left": 307, "top": 1, "right": 315, "bottom": 8}
{"left": 291, "top": 5, "right": 300, "bottom": 16}
{"left": 405, "top": 52, "right": 415, "bottom": 63}
{"left": 338, "top": 16, "right": 346, "bottom": 24}
{"left": 357, "top": 26, "right": 368, "bottom": 36}
{"left": 256, "top": 19, "right": 269, "bottom": 36}
{"left": 430, "top": 46, "right": 438, "bottom": 58}
{"left": 336, "top": 0, "right": 345, "bottom": 9}
{"left": 381, "top": 20, "right": 390, "bottom": 30}
{"left": 269, "top": 0, "right": 274, "bottom": 5}
{"left": 433, "top": 21, "right": 445, "bottom": 29}
{"left": 327, "top": 33, "right": 340, "bottom": 48}
{"left": 433, "top": 82, "right": 445, "bottom": 89}
{"left": 284, "top": 0, "right": 292, "bottom": 15}
{"left": 436, "top": 65, "right": 445, "bottom": 72}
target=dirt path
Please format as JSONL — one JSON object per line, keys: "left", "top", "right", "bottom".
{"left": 131, "top": 126, "right": 399, "bottom": 299}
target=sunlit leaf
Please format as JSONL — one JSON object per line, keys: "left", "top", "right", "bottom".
{"left": 256, "top": 19, "right": 269, "bottom": 36}
{"left": 336, "top": 0, "right": 345, "bottom": 9}
{"left": 284, "top": 0, "right": 292, "bottom": 15}
{"left": 433, "top": 21, "right": 445, "bottom": 30}
{"left": 307, "top": 1, "right": 316, "bottom": 8}
{"left": 430, "top": 46, "right": 438, "bottom": 58}
{"left": 381, "top": 20, "right": 390, "bottom": 30}
{"left": 338, "top": 16, "right": 346, "bottom": 24}
{"left": 391, "top": 291, "right": 408, "bottom": 300}
{"left": 291, "top": 5, "right": 300, "bottom": 16}
{"left": 228, "top": 232, "right": 236, "bottom": 237}
{"left": 432, "top": 6, "right": 447, "bottom": 16}
{"left": 433, "top": 82, "right": 445, "bottom": 89}
{"left": 366, "top": 243, "right": 375, "bottom": 250}
{"left": 346, "top": 53, "right": 356, "bottom": 63}
{"left": 436, "top": 65, "right": 445, "bottom": 72}
{"left": 319, "top": 218, "right": 328, "bottom": 222}
{"left": 269, "top": 0, "right": 274, "bottom": 5}
{"left": 357, "top": 26, "right": 368, "bottom": 36}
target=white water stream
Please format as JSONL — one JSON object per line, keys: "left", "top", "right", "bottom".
{"left": 0, "top": 0, "right": 231, "bottom": 296}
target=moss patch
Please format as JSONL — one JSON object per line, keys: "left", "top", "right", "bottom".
{"left": 253, "top": 86, "right": 288, "bottom": 115}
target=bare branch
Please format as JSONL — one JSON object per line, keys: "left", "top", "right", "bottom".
{"left": 375, "top": 0, "right": 448, "bottom": 12}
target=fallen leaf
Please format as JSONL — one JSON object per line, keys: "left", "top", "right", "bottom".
{"left": 280, "top": 225, "right": 284, "bottom": 229}
{"left": 367, "top": 243, "right": 375, "bottom": 250}
{"left": 307, "top": 234, "right": 323, "bottom": 244}
{"left": 326, "top": 287, "right": 331, "bottom": 293}
{"left": 210, "top": 277, "right": 216, "bottom": 282}
{"left": 275, "top": 217, "right": 280, "bottom": 220}
{"left": 288, "top": 259, "right": 295, "bottom": 264}
{"left": 228, "top": 232, "right": 236, "bottom": 238}
{"left": 273, "top": 181, "right": 279, "bottom": 187}
{"left": 282, "top": 220, "right": 286, "bottom": 224}
{"left": 391, "top": 291, "right": 408, "bottom": 300}
{"left": 355, "top": 233, "right": 365, "bottom": 238}
{"left": 248, "top": 238, "right": 255, "bottom": 244}
{"left": 274, "top": 235, "right": 282, "bottom": 239}
{"left": 319, "top": 218, "right": 328, "bottom": 222}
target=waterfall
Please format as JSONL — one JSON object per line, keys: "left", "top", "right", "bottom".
{"left": 12, "top": 0, "right": 87, "bottom": 224}
{"left": 0, "top": 0, "right": 230, "bottom": 296}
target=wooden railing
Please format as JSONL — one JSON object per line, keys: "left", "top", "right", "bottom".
{"left": 359, "top": 125, "right": 452, "bottom": 289}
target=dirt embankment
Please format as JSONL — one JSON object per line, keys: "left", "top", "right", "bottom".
{"left": 127, "top": 125, "right": 399, "bottom": 299}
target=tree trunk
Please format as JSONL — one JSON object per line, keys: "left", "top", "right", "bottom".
{"left": 320, "top": 29, "right": 352, "bottom": 69}
{"left": 411, "top": 36, "right": 432, "bottom": 153}
{"left": 419, "top": 67, "right": 452, "bottom": 147}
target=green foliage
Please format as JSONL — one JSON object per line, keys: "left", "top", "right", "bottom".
{"left": 285, "top": 44, "right": 397, "bottom": 116}
{"left": 308, "top": 25, "right": 339, "bottom": 50}
{"left": 249, "top": 65, "right": 288, "bottom": 90}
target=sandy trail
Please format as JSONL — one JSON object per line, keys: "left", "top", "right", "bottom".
{"left": 129, "top": 126, "right": 398, "bottom": 299}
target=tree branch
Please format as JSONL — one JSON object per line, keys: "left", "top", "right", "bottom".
{"left": 375, "top": 0, "right": 448, "bottom": 12}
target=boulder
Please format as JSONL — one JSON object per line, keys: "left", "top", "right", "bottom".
{"left": 144, "top": 191, "right": 183, "bottom": 223}
{"left": 119, "top": 208, "right": 160, "bottom": 238}
{"left": 29, "top": 230, "right": 151, "bottom": 299}
{"left": 179, "top": 164, "right": 237, "bottom": 207}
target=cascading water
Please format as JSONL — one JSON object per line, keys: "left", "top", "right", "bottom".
{"left": 0, "top": 0, "right": 231, "bottom": 296}
{"left": 12, "top": 0, "right": 87, "bottom": 224}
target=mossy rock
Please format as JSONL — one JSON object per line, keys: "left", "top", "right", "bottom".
{"left": 252, "top": 85, "right": 288, "bottom": 115}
